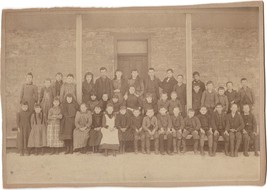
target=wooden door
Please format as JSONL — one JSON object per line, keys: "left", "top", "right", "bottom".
{"left": 117, "top": 54, "right": 148, "bottom": 79}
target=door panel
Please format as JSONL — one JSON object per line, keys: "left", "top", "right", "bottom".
{"left": 117, "top": 54, "right": 148, "bottom": 79}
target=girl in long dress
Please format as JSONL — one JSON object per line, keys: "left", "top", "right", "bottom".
{"left": 28, "top": 104, "right": 47, "bottom": 155}
{"left": 100, "top": 103, "right": 119, "bottom": 156}
{"left": 73, "top": 103, "right": 92, "bottom": 153}
{"left": 82, "top": 72, "right": 94, "bottom": 104}
{"left": 60, "top": 93, "right": 79, "bottom": 154}
{"left": 47, "top": 97, "right": 64, "bottom": 154}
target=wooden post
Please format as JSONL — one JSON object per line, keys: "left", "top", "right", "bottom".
{"left": 76, "top": 15, "right": 82, "bottom": 104}
{"left": 186, "top": 14, "right": 192, "bottom": 110}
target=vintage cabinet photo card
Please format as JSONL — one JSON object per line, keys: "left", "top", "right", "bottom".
{"left": 1, "top": 0, "right": 266, "bottom": 188}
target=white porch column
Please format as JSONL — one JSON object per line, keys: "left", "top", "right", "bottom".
{"left": 76, "top": 14, "right": 83, "bottom": 104}
{"left": 186, "top": 13, "right": 192, "bottom": 110}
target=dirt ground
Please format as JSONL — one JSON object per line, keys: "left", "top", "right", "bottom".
{"left": 5, "top": 151, "right": 260, "bottom": 186}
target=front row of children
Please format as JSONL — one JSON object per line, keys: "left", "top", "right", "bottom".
{"left": 17, "top": 93, "right": 259, "bottom": 157}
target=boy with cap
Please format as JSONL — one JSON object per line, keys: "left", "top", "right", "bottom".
{"left": 182, "top": 109, "right": 201, "bottom": 154}
{"left": 211, "top": 103, "right": 229, "bottom": 156}
{"left": 142, "top": 109, "right": 159, "bottom": 154}
{"left": 130, "top": 108, "right": 145, "bottom": 154}
{"left": 226, "top": 103, "right": 244, "bottom": 157}
{"left": 157, "top": 106, "right": 173, "bottom": 155}
{"left": 242, "top": 104, "right": 259, "bottom": 157}
{"left": 170, "top": 107, "right": 185, "bottom": 153}
{"left": 115, "top": 105, "right": 132, "bottom": 154}
{"left": 197, "top": 106, "right": 213, "bottom": 156}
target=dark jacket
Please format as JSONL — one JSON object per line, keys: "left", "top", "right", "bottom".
{"left": 95, "top": 76, "right": 113, "bottom": 100}
{"left": 226, "top": 112, "right": 244, "bottom": 132}
{"left": 173, "top": 83, "right": 186, "bottom": 106}
{"left": 238, "top": 87, "right": 255, "bottom": 106}
{"left": 184, "top": 116, "right": 201, "bottom": 132}
{"left": 211, "top": 111, "right": 227, "bottom": 131}
{"left": 161, "top": 77, "right": 177, "bottom": 98}
{"left": 241, "top": 113, "right": 257, "bottom": 133}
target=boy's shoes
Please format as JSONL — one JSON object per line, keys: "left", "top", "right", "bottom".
{"left": 243, "top": 152, "right": 249, "bottom": 157}
{"left": 255, "top": 151, "right": 259, "bottom": 157}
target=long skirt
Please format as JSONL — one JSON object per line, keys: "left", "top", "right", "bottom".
{"left": 99, "top": 128, "right": 119, "bottom": 150}
{"left": 60, "top": 117, "right": 75, "bottom": 140}
{"left": 17, "top": 125, "right": 31, "bottom": 151}
{"left": 118, "top": 128, "right": 134, "bottom": 142}
{"left": 28, "top": 124, "right": 47, "bottom": 148}
{"left": 47, "top": 122, "right": 64, "bottom": 147}
{"left": 73, "top": 128, "right": 90, "bottom": 150}
{"left": 88, "top": 129, "right": 103, "bottom": 146}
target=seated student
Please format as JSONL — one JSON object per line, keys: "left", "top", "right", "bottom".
{"left": 100, "top": 103, "right": 119, "bottom": 156}
{"left": 161, "top": 69, "right": 177, "bottom": 99}
{"left": 157, "top": 106, "right": 173, "bottom": 155}
{"left": 17, "top": 101, "right": 32, "bottom": 156}
{"left": 192, "top": 71, "right": 206, "bottom": 93}
{"left": 130, "top": 108, "right": 145, "bottom": 154}
{"left": 28, "top": 104, "right": 47, "bottom": 155}
{"left": 115, "top": 106, "right": 133, "bottom": 154}
{"left": 124, "top": 86, "right": 141, "bottom": 112}
{"left": 197, "top": 106, "right": 213, "bottom": 156}
{"left": 192, "top": 84, "right": 202, "bottom": 115}
{"left": 212, "top": 103, "right": 229, "bottom": 156}
{"left": 88, "top": 105, "right": 103, "bottom": 153}
{"left": 169, "top": 91, "right": 182, "bottom": 116}
{"left": 157, "top": 92, "right": 170, "bottom": 112}
{"left": 217, "top": 87, "right": 229, "bottom": 113}
{"left": 142, "top": 109, "right": 159, "bottom": 154}
{"left": 60, "top": 74, "right": 77, "bottom": 102}
{"left": 60, "top": 94, "right": 79, "bottom": 154}
{"left": 182, "top": 109, "right": 201, "bottom": 154}
{"left": 73, "top": 103, "right": 92, "bottom": 154}
{"left": 226, "top": 103, "right": 244, "bottom": 157}
{"left": 47, "top": 97, "right": 64, "bottom": 155}
{"left": 86, "top": 91, "right": 99, "bottom": 112}
{"left": 108, "top": 94, "right": 121, "bottom": 114}
{"left": 99, "top": 93, "right": 109, "bottom": 112}
{"left": 142, "top": 93, "right": 158, "bottom": 115}
{"left": 225, "top": 81, "right": 239, "bottom": 113}
{"left": 242, "top": 104, "right": 259, "bottom": 157}
{"left": 170, "top": 107, "right": 185, "bottom": 154}
{"left": 201, "top": 81, "right": 218, "bottom": 113}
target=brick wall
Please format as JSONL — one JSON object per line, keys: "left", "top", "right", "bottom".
{"left": 4, "top": 26, "right": 259, "bottom": 136}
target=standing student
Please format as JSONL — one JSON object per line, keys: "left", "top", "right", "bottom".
{"left": 100, "top": 103, "right": 119, "bottom": 156}
{"left": 53, "top": 72, "right": 63, "bottom": 98}
{"left": 238, "top": 78, "right": 255, "bottom": 111}
{"left": 115, "top": 106, "right": 133, "bottom": 154}
{"left": 142, "top": 109, "right": 159, "bottom": 154}
{"left": 28, "top": 104, "right": 47, "bottom": 155}
{"left": 99, "top": 93, "right": 109, "bottom": 112}
{"left": 82, "top": 72, "right": 94, "bottom": 104}
{"left": 217, "top": 87, "right": 229, "bottom": 113}
{"left": 20, "top": 72, "right": 38, "bottom": 113}
{"left": 60, "top": 74, "right": 77, "bottom": 102}
{"left": 88, "top": 105, "right": 103, "bottom": 153}
{"left": 157, "top": 92, "right": 170, "bottom": 111}
{"left": 201, "top": 81, "right": 218, "bottom": 113}
{"left": 47, "top": 97, "right": 64, "bottom": 155}
{"left": 16, "top": 101, "right": 32, "bottom": 156}
{"left": 73, "top": 103, "right": 92, "bottom": 153}
{"left": 157, "top": 107, "right": 173, "bottom": 155}
{"left": 170, "top": 107, "right": 185, "bottom": 154}
{"left": 192, "top": 71, "right": 206, "bottom": 93}
{"left": 112, "top": 70, "right": 128, "bottom": 103}
{"left": 226, "top": 103, "right": 244, "bottom": 157}
{"left": 128, "top": 69, "right": 144, "bottom": 98}
{"left": 161, "top": 69, "right": 177, "bottom": 99}
{"left": 124, "top": 86, "right": 142, "bottom": 112}
{"left": 39, "top": 78, "right": 55, "bottom": 123}
{"left": 192, "top": 84, "right": 202, "bottom": 115}
{"left": 225, "top": 81, "right": 239, "bottom": 113}
{"left": 108, "top": 94, "right": 121, "bottom": 114}
{"left": 211, "top": 103, "right": 229, "bottom": 156}
{"left": 131, "top": 108, "right": 145, "bottom": 154}
{"left": 241, "top": 104, "right": 259, "bottom": 157}
{"left": 173, "top": 75, "right": 186, "bottom": 117}
{"left": 94, "top": 67, "right": 113, "bottom": 101}
{"left": 144, "top": 68, "right": 161, "bottom": 101}
{"left": 197, "top": 106, "right": 213, "bottom": 156}
{"left": 182, "top": 109, "right": 201, "bottom": 154}
{"left": 142, "top": 93, "right": 158, "bottom": 114}
{"left": 168, "top": 91, "right": 182, "bottom": 116}
{"left": 86, "top": 91, "right": 99, "bottom": 112}
{"left": 60, "top": 94, "right": 79, "bottom": 154}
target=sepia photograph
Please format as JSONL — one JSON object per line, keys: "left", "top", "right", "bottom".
{"left": 1, "top": 0, "right": 266, "bottom": 188}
